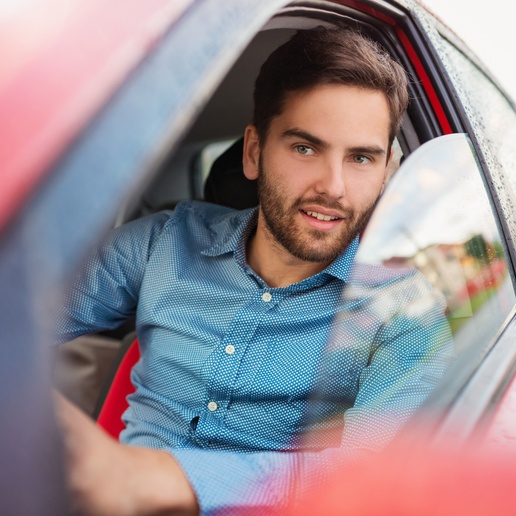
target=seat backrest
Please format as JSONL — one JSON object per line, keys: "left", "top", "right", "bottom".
{"left": 95, "top": 338, "right": 140, "bottom": 438}
{"left": 203, "top": 137, "right": 259, "bottom": 209}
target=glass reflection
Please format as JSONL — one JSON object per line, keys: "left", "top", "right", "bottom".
{"left": 305, "top": 134, "right": 515, "bottom": 455}
{"left": 359, "top": 134, "right": 514, "bottom": 353}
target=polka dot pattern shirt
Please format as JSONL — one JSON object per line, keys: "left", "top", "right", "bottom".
{"left": 56, "top": 200, "right": 453, "bottom": 514}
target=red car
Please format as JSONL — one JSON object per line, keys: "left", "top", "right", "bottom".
{"left": 2, "top": 0, "right": 516, "bottom": 513}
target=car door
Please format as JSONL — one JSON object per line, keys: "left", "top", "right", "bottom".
{"left": 0, "top": 1, "right": 287, "bottom": 513}
{"left": 3, "top": 0, "right": 516, "bottom": 512}
{"left": 414, "top": 20, "right": 516, "bottom": 445}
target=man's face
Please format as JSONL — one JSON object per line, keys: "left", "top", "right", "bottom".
{"left": 244, "top": 83, "right": 392, "bottom": 267}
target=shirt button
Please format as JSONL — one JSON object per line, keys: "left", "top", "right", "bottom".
{"left": 262, "top": 292, "right": 272, "bottom": 302}
{"left": 207, "top": 401, "right": 218, "bottom": 412}
{"left": 225, "top": 345, "right": 235, "bottom": 355}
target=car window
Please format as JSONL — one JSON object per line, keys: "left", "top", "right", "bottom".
{"left": 304, "top": 134, "right": 516, "bottom": 449}
{"left": 439, "top": 37, "right": 516, "bottom": 221}
{"left": 358, "top": 134, "right": 514, "bottom": 351}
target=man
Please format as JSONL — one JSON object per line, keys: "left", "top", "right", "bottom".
{"left": 55, "top": 26, "right": 450, "bottom": 514}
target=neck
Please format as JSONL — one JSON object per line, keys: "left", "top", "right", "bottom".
{"left": 246, "top": 216, "right": 330, "bottom": 288}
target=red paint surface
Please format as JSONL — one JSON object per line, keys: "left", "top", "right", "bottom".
{"left": 0, "top": 0, "right": 192, "bottom": 233}
{"left": 288, "top": 431, "right": 516, "bottom": 515}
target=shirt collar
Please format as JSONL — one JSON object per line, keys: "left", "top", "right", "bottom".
{"left": 323, "top": 236, "right": 358, "bottom": 283}
{"left": 201, "top": 207, "right": 258, "bottom": 258}
{"left": 201, "top": 206, "right": 358, "bottom": 284}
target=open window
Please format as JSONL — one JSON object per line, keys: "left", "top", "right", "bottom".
{"left": 54, "top": 2, "right": 502, "bottom": 435}
{"left": 115, "top": 4, "right": 442, "bottom": 226}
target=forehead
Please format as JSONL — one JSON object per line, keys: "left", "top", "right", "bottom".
{"left": 274, "top": 84, "right": 391, "bottom": 149}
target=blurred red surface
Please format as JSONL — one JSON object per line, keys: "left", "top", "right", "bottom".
{"left": 0, "top": 0, "right": 191, "bottom": 232}
{"left": 289, "top": 433, "right": 516, "bottom": 516}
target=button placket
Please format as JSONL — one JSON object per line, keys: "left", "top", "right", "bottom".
{"left": 262, "top": 291, "right": 272, "bottom": 302}
{"left": 207, "top": 401, "right": 218, "bottom": 412}
{"left": 205, "top": 294, "right": 278, "bottom": 414}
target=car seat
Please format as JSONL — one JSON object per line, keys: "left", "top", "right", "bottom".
{"left": 94, "top": 334, "right": 139, "bottom": 437}
{"left": 203, "top": 137, "right": 258, "bottom": 208}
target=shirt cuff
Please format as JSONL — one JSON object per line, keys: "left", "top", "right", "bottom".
{"left": 170, "top": 448, "right": 293, "bottom": 515}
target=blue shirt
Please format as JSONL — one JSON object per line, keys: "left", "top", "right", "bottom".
{"left": 55, "top": 200, "right": 453, "bottom": 514}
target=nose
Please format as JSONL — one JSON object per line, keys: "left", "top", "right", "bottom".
{"left": 314, "top": 158, "right": 346, "bottom": 199}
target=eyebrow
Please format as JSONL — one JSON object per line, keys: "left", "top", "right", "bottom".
{"left": 281, "top": 128, "right": 387, "bottom": 157}
{"left": 281, "top": 128, "right": 330, "bottom": 149}
{"left": 348, "top": 146, "right": 387, "bottom": 158}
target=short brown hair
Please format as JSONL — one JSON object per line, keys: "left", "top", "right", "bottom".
{"left": 253, "top": 26, "right": 409, "bottom": 146}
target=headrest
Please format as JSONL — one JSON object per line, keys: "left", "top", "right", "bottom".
{"left": 203, "top": 137, "right": 259, "bottom": 210}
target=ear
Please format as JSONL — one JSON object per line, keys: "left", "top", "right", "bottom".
{"left": 243, "top": 125, "right": 261, "bottom": 180}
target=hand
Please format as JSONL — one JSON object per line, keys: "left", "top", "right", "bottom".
{"left": 54, "top": 393, "right": 199, "bottom": 515}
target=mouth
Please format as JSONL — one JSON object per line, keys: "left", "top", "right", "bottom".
{"left": 302, "top": 209, "right": 343, "bottom": 222}
{"left": 299, "top": 208, "right": 346, "bottom": 232}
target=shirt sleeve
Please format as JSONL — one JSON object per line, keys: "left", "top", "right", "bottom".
{"left": 53, "top": 211, "right": 173, "bottom": 343}
{"left": 338, "top": 273, "right": 455, "bottom": 453}
{"left": 171, "top": 445, "right": 359, "bottom": 515}
{"left": 171, "top": 267, "right": 455, "bottom": 515}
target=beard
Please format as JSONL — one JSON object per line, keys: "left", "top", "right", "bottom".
{"left": 257, "top": 155, "right": 378, "bottom": 263}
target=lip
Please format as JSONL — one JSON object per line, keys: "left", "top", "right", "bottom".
{"left": 299, "top": 208, "right": 345, "bottom": 232}
{"left": 301, "top": 205, "right": 346, "bottom": 219}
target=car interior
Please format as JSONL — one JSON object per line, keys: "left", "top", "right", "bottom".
{"left": 54, "top": 12, "right": 411, "bottom": 415}
{"left": 115, "top": 12, "right": 422, "bottom": 227}
{"left": 54, "top": 5, "right": 515, "bottom": 441}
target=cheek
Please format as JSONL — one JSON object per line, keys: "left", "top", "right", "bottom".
{"left": 349, "top": 173, "right": 385, "bottom": 207}
{"left": 263, "top": 154, "right": 308, "bottom": 193}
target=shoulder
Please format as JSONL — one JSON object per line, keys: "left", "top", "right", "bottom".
{"left": 162, "top": 200, "right": 240, "bottom": 234}
{"left": 176, "top": 199, "right": 236, "bottom": 219}
{"left": 110, "top": 200, "right": 234, "bottom": 239}
{"left": 104, "top": 200, "right": 252, "bottom": 260}
{"left": 142, "top": 200, "right": 249, "bottom": 252}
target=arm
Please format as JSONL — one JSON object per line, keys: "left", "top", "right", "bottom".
{"left": 55, "top": 393, "right": 198, "bottom": 516}
{"left": 53, "top": 211, "right": 172, "bottom": 343}
{"left": 334, "top": 265, "right": 455, "bottom": 453}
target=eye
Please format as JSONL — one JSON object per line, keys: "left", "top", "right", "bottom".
{"left": 294, "top": 145, "right": 315, "bottom": 156}
{"left": 353, "top": 155, "right": 371, "bottom": 164}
